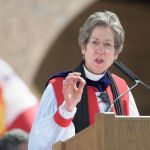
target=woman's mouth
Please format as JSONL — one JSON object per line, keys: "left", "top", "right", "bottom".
{"left": 95, "top": 58, "right": 104, "bottom": 64}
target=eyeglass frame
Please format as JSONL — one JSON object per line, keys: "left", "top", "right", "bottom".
{"left": 87, "top": 38, "right": 117, "bottom": 52}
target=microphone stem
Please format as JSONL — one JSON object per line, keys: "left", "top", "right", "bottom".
{"left": 140, "top": 81, "right": 150, "bottom": 91}
{"left": 108, "top": 80, "right": 140, "bottom": 112}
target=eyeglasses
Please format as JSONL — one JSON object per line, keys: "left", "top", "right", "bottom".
{"left": 88, "top": 39, "right": 115, "bottom": 52}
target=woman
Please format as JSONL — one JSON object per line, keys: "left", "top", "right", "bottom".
{"left": 28, "top": 11, "right": 139, "bottom": 150}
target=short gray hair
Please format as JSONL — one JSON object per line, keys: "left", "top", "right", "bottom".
{"left": 79, "top": 11, "right": 125, "bottom": 53}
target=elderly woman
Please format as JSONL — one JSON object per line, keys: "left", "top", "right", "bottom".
{"left": 28, "top": 11, "right": 139, "bottom": 150}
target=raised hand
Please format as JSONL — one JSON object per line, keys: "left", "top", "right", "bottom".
{"left": 63, "top": 72, "right": 86, "bottom": 112}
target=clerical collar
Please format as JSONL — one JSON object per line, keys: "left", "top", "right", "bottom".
{"left": 83, "top": 65, "right": 106, "bottom": 81}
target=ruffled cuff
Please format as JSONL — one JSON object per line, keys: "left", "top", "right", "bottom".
{"left": 54, "top": 102, "right": 77, "bottom": 127}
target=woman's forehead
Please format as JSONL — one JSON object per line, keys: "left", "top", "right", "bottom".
{"left": 90, "top": 26, "right": 114, "bottom": 41}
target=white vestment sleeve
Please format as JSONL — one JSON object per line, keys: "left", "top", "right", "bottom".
{"left": 28, "top": 84, "right": 76, "bottom": 150}
{"left": 128, "top": 90, "right": 139, "bottom": 116}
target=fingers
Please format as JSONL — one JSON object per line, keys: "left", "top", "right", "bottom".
{"left": 63, "top": 72, "right": 86, "bottom": 91}
{"left": 63, "top": 72, "right": 81, "bottom": 86}
{"left": 63, "top": 72, "right": 86, "bottom": 111}
{"left": 77, "top": 78, "right": 86, "bottom": 93}
{"left": 68, "top": 72, "right": 81, "bottom": 77}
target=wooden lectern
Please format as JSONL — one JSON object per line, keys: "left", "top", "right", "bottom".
{"left": 53, "top": 113, "right": 150, "bottom": 150}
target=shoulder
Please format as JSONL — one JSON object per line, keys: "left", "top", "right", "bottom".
{"left": 45, "top": 71, "right": 72, "bottom": 87}
{"left": 111, "top": 74, "right": 127, "bottom": 84}
{"left": 111, "top": 74, "right": 128, "bottom": 91}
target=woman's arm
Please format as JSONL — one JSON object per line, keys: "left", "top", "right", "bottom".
{"left": 28, "top": 84, "right": 76, "bottom": 150}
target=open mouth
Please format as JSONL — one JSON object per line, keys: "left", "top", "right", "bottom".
{"left": 95, "top": 58, "right": 104, "bottom": 64}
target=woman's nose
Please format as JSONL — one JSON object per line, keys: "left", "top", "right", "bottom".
{"left": 95, "top": 43, "right": 105, "bottom": 54}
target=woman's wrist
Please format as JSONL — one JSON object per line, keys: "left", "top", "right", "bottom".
{"left": 64, "top": 102, "right": 76, "bottom": 112}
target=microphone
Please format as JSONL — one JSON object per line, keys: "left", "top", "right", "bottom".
{"left": 107, "top": 81, "right": 140, "bottom": 112}
{"left": 114, "top": 60, "right": 150, "bottom": 91}
{"left": 107, "top": 60, "right": 140, "bottom": 113}
{"left": 114, "top": 60, "right": 140, "bottom": 83}
{"left": 108, "top": 60, "right": 150, "bottom": 113}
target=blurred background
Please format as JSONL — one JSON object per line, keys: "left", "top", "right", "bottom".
{"left": 0, "top": 0, "right": 150, "bottom": 117}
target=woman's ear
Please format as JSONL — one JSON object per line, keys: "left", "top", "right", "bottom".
{"left": 114, "top": 54, "right": 118, "bottom": 60}
{"left": 81, "top": 45, "right": 86, "bottom": 55}
{"left": 114, "top": 50, "right": 120, "bottom": 60}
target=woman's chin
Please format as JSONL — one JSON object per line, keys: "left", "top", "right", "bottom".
{"left": 91, "top": 68, "right": 105, "bottom": 75}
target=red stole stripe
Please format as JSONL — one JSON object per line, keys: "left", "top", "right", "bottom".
{"left": 50, "top": 78, "right": 64, "bottom": 107}
{"left": 87, "top": 86, "right": 99, "bottom": 125}
{"left": 49, "top": 75, "right": 129, "bottom": 127}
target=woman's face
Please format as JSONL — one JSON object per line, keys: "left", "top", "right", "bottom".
{"left": 81, "top": 26, "right": 119, "bottom": 74}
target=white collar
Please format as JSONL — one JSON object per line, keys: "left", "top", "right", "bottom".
{"left": 83, "top": 65, "right": 105, "bottom": 81}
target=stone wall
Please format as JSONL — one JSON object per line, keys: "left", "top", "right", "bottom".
{"left": 0, "top": 0, "right": 95, "bottom": 84}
